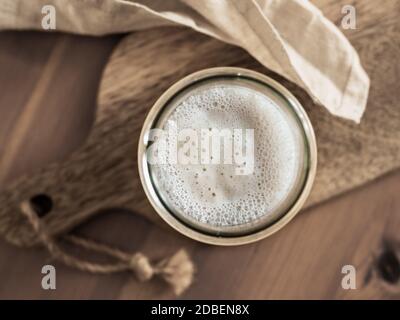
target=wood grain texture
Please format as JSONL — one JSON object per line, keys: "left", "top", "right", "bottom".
{"left": 0, "top": 0, "right": 399, "bottom": 299}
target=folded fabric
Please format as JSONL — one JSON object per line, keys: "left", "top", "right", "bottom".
{"left": 0, "top": 0, "right": 370, "bottom": 122}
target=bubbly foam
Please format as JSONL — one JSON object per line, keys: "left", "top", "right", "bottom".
{"left": 150, "top": 82, "right": 302, "bottom": 230}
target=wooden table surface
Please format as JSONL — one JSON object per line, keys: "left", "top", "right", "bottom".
{"left": 0, "top": 4, "right": 400, "bottom": 300}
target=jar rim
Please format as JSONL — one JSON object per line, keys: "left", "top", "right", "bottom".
{"left": 138, "top": 67, "right": 317, "bottom": 246}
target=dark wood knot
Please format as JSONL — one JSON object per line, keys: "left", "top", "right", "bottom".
{"left": 376, "top": 243, "right": 400, "bottom": 285}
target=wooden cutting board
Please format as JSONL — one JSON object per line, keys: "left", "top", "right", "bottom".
{"left": 0, "top": 0, "right": 399, "bottom": 249}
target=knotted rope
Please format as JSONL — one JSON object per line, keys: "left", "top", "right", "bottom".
{"left": 20, "top": 201, "right": 194, "bottom": 295}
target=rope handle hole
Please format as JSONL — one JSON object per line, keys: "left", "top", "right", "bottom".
{"left": 29, "top": 194, "right": 53, "bottom": 218}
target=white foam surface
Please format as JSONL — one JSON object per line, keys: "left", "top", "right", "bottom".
{"left": 150, "top": 83, "right": 301, "bottom": 228}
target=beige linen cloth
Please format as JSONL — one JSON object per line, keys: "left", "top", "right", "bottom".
{"left": 0, "top": 0, "right": 369, "bottom": 122}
